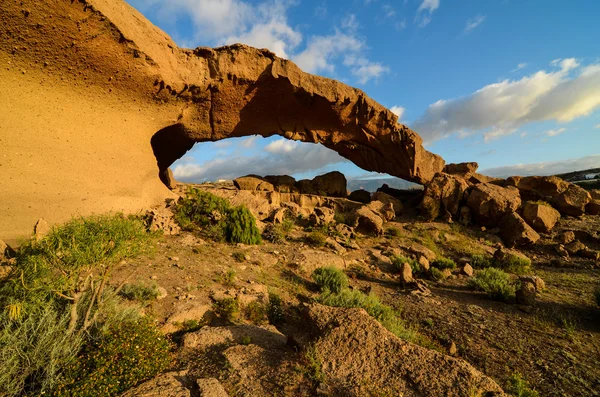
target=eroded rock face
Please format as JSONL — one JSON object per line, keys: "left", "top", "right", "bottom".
{"left": 421, "top": 173, "right": 470, "bottom": 221}
{"left": 466, "top": 184, "right": 521, "bottom": 226}
{"left": 0, "top": 0, "right": 443, "bottom": 240}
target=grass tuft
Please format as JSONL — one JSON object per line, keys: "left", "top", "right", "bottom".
{"left": 119, "top": 282, "right": 160, "bottom": 303}
{"left": 431, "top": 257, "right": 457, "bottom": 270}
{"left": 506, "top": 373, "right": 540, "bottom": 397}
{"left": 391, "top": 255, "right": 422, "bottom": 274}
{"left": 468, "top": 268, "right": 515, "bottom": 302}
{"left": 311, "top": 267, "right": 348, "bottom": 293}
{"left": 306, "top": 231, "right": 327, "bottom": 247}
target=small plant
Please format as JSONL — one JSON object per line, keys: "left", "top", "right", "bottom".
{"left": 262, "top": 224, "right": 286, "bottom": 244}
{"left": 471, "top": 254, "right": 492, "bottom": 269}
{"left": 119, "top": 282, "right": 160, "bottom": 303}
{"left": 506, "top": 373, "right": 540, "bottom": 397}
{"left": 301, "top": 345, "right": 326, "bottom": 384}
{"left": 311, "top": 267, "right": 348, "bottom": 294}
{"left": 241, "top": 336, "right": 252, "bottom": 345}
{"left": 423, "top": 318, "right": 434, "bottom": 327}
{"left": 213, "top": 297, "right": 240, "bottom": 323}
{"left": 386, "top": 227, "right": 401, "bottom": 237}
{"left": 181, "top": 319, "right": 202, "bottom": 332}
{"left": 281, "top": 217, "right": 295, "bottom": 233}
{"left": 267, "top": 292, "right": 285, "bottom": 324}
{"left": 219, "top": 268, "right": 237, "bottom": 287}
{"left": 391, "top": 255, "right": 421, "bottom": 274}
{"left": 55, "top": 317, "right": 172, "bottom": 397}
{"left": 468, "top": 268, "right": 516, "bottom": 302}
{"left": 432, "top": 257, "right": 457, "bottom": 270}
{"left": 429, "top": 267, "right": 446, "bottom": 282}
{"left": 244, "top": 301, "right": 267, "bottom": 325}
{"left": 232, "top": 251, "right": 246, "bottom": 262}
{"left": 333, "top": 212, "right": 347, "bottom": 225}
{"left": 306, "top": 231, "right": 327, "bottom": 247}
{"left": 226, "top": 206, "right": 262, "bottom": 245}
{"left": 496, "top": 253, "right": 531, "bottom": 275}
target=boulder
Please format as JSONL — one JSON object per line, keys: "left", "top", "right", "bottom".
{"left": 466, "top": 184, "right": 522, "bottom": 226}
{"left": 233, "top": 176, "right": 274, "bottom": 192}
{"left": 352, "top": 206, "right": 384, "bottom": 236}
{"left": 421, "top": 173, "right": 470, "bottom": 221}
{"left": 311, "top": 171, "right": 348, "bottom": 198}
{"left": 469, "top": 173, "right": 504, "bottom": 185}
{"left": 263, "top": 175, "right": 296, "bottom": 193}
{"left": 371, "top": 191, "right": 403, "bottom": 214}
{"left": 461, "top": 263, "right": 474, "bottom": 277}
{"left": 557, "top": 230, "right": 576, "bottom": 245}
{"left": 565, "top": 240, "right": 587, "bottom": 255}
{"left": 308, "top": 207, "right": 335, "bottom": 226}
{"left": 516, "top": 282, "right": 536, "bottom": 306}
{"left": 399, "top": 262, "right": 414, "bottom": 284}
{"left": 196, "top": 378, "right": 230, "bottom": 397}
{"left": 418, "top": 256, "right": 431, "bottom": 271}
{"left": 521, "top": 202, "right": 560, "bottom": 233}
{"left": 499, "top": 212, "right": 540, "bottom": 247}
{"left": 34, "top": 218, "right": 51, "bottom": 241}
{"left": 443, "top": 162, "right": 478, "bottom": 177}
{"left": 552, "top": 184, "right": 591, "bottom": 217}
{"left": 520, "top": 276, "right": 545, "bottom": 292}
{"left": 366, "top": 200, "right": 396, "bottom": 222}
{"left": 121, "top": 371, "right": 194, "bottom": 397}
{"left": 348, "top": 189, "right": 372, "bottom": 203}
{"left": 585, "top": 190, "right": 600, "bottom": 215}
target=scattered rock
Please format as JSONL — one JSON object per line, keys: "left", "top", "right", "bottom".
{"left": 461, "top": 263, "right": 474, "bottom": 277}
{"left": 157, "top": 286, "right": 168, "bottom": 300}
{"left": 520, "top": 275, "right": 545, "bottom": 292}
{"left": 308, "top": 206, "right": 335, "bottom": 226}
{"left": 196, "top": 378, "right": 230, "bottom": 397}
{"left": 0, "top": 239, "right": 15, "bottom": 263}
{"left": 234, "top": 175, "right": 274, "bottom": 192}
{"left": 448, "top": 341, "right": 458, "bottom": 356}
{"left": 147, "top": 207, "right": 181, "bottom": 235}
{"left": 399, "top": 262, "right": 414, "bottom": 284}
{"left": 516, "top": 282, "right": 536, "bottom": 306}
{"left": 162, "top": 302, "right": 212, "bottom": 333}
{"left": 34, "top": 218, "right": 51, "bottom": 241}
{"left": 498, "top": 212, "right": 540, "bottom": 247}
{"left": 443, "top": 162, "right": 478, "bottom": 177}
{"left": 418, "top": 255, "right": 430, "bottom": 271}
{"left": 552, "top": 184, "right": 591, "bottom": 217}
{"left": 366, "top": 200, "right": 395, "bottom": 222}
{"left": 325, "top": 237, "right": 346, "bottom": 255}
{"left": 557, "top": 230, "right": 576, "bottom": 245}
{"left": 466, "top": 184, "right": 521, "bottom": 226}
{"left": 580, "top": 249, "right": 600, "bottom": 261}
{"left": 585, "top": 190, "right": 600, "bottom": 215}
{"left": 554, "top": 244, "right": 570, "bottom": 259}
{"left": 397, "top": 241, "right": 437, "bottom": 262}
{"left": 565, "top": 240, "right": 587, "bottom": 255}
{"left": 348, "top": 189, "right": 372, "bottom": 203}
{"left": 522, "top": 202, "right": 560, "bottom": 233}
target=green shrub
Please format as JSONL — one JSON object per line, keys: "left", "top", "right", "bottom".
{"left": 232, "top": 251, "right": 246, "bottom": 262}
{"left": 432, "top": 257, "right": 457, "bottom": 270}
{"left": 386, "top": 227, "right": 401, "bottom": 237}
{"left": 119, "top": 282, "right": 160, "bottom": 303}
{"left": 471, "top": 254, "right": 492, "bottom": 269}
{"left": 218, "top": 268, "right": 237, "bottom": 287}
{"left": 262, "top": 224, "right": 286, "bottom": 244}
{"left": 244, "top": 301, "right": 267, "bottom": 325}
{"left": 311, "top": 267, "right": 348, "bottom": 293}
{"left": 496, "top": 253, "right": 531, "bottom": 275}
{"left": 391, "top": 255, "right": 421, "bottom": 274}
{"left": 429, "top": 267, "right": 446, "bottom": 282}
{"left": 468, "top": 268, "right": 515, "bottom": 302}
{"left": 306, "top": 231, "right": 327, "bottom": 247}
{"left": 318, "top": 289, "right": 417, "bottom": 342}
{"left": 506, "top": 373, "right": 540, "bottom": 397}
{"left": 213, "top": 297, "right": 240, "bottom": 323}
{"left": 225, "top": 206, "right": 262, "bottom": 245}
{"left": 267, "top": 293, "right": 285, "bottom": 324}
{"left": 174, "top": 188, "right": 231, "bottom": 231}
{"left": 281, "top": 218, "right": 295, "bottom": 233}
{"left": 55, "top": 317, "right": 172, "bottom": 397}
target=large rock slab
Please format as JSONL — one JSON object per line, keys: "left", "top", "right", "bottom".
{"left": 303, "top": 304, "right": 506, "bottom": 396}
{"left": 0, "top": 0, "right": 444, "bottom": 240}
{"left": 521, "top": 202, "right": 560, "bottom": 233}
{"left": 499, "top": 212, "right": 540, "bottom": 247}
{"left": 466, "top": 184, "right": 521, "bottom": 226}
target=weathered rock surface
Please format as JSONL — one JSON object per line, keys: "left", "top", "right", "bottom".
{"left": 234, "top": 176, "right": 275, "bottom": 192}
{"left": 0, "top": 0, "right": 443, "bottom": 240}
{"left": 196, "top": 378, "right": 230, "bottom": 397}
{"left": 443, "top": 162, "right": 478, "bottom": 177}
{"left": 372, "top": 191, "right": 403, "bottom": 214}
{"left": 522, "top": 202, "right": 560, "bottom": 233}
{"left": 586, "top": 190, "right": 600, "bottom": 215}
{"left": 499, "top": 212, "right": 540, "bottom": 247}
{"left": 121, "top": 371, "right": 194, "bottom": 397}
{"left": 304, "top": 304, "right": 506, "bottom": 396}
{"left": 552, "top": 184, "right": 591, "bottom": 217}
{"left": 421, "top": 173, "right": 470, "bottom": 221}
{"left": 466, "top": 184, "right": 521, "bottom": 226}
{"left": 263, "top": 175, "right": 296, "bottom": 193}
{"left": 516, "top": 282, "right": 537, "bottom": 306}
{"left": 348, "top": 189, "right": 372, "bottom": 203}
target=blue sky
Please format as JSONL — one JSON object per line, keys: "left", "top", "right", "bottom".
{"left": 127, "top": 0, "right": 600, "bottom": 183}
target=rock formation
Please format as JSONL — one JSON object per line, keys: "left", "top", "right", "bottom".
{"left": 0, "top": 0, "right": 444, "bottom": 240}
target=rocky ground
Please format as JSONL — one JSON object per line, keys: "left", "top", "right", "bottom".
{"left": 98, "top": 170, "right": 600, "bottom": 397}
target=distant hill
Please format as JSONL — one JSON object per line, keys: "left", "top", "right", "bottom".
{"left": 347, "top": 177, "right": 420, "bottom": 192}
{"left": 555, "top": 168, "right": 600, "bottom": 182}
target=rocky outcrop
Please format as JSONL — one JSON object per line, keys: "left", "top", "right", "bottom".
{"left": 0, "top": 0, "right": 444, "bottom": 240}
{"left": 303, "top": 304, "right": 506, "bottom": 396}
{"left": 443, "top": 162, "right": 478, "bottom": 178}
{"left": 372, "top": 191, "right": 403, "bottom": 214}
{"left": 499, "top": 212, "right": 540, "bottom": 247}
{"left": 466, "top": 184, "right": 521, "bottom": 226}
{"left": 552, "top": 184, "right": 592, "bottom": 216}
{"left": 348, "top": 189, "right": 372, "bottom": 203}
{"left": 263, "top": 175, "right": 296, "bottom": 193}
{"left": 521, "top": 202, "right": 560, "bottom": 233}
{"left": 298, "top": 171, "right": 347, "bottom": 198}
{"left": 421, "top": 173, "right": 470, "bottom": 221}
{"left": 234, "top": 176, "right": 275, "bottom": 192}
{"left": 586, "top": 190, "right": 600, "bottom": 215}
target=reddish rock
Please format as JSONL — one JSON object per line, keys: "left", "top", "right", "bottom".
{"left": 586, "top": 190, "right": 600, "bottom": 215}
{"left": 264, "top": 175, "right": 296, "bottom": 193}
{"left": 234, "top": 175, "right": 274, "bottom": 192}
{"left": 311, "top": 171, "right": 348, "bottom": 198}
{"left": 552, "top": 184, "right": 591, "bottom": 217}
{"left": 461, "top": 263, "right": 474, "bottom": 277}
{"left": 367, "top": 201, "right": 396, "bottom": 222}
{"left": 516, "top": 282, "right": 536, "bottom": 306}
{"left": 352, "top": 206, "right": 384, "bottom": 236}
{"left": 499, "top": 212, "right": 540, "bottom": 247}
{"left": 521, "top": 202, "right": 560, "bottom": 233}
{"left": 443, "top": 162, "right": 478, "bottom": 177}
{"left": 399, "top": 262, "right": 414, "bottom": 284}
{"left": 466, "top": 184, "right": 522, "bottom": 226}
{"left": 421, "top": 173, "right": 470, "bottom": 221}
{"left": 557, "top": 230, "right": 576, "bottom": 244}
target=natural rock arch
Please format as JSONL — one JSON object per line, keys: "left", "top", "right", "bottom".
{"left": 0, "top": 0, "right": 444, "bottom": 239}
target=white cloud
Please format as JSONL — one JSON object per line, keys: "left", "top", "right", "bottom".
{"left": 545, "top": 128, "right": 567, "bottom": 137}
{"left": 595, "top": 124, "right": 600, "bottom": 129}
{"left": 481, "top": 155, "right": 600, "bottom": 178}
{"left": 173, "top": 139, "right": 347, "bottom": 182}
{"left": 225, "top": 19, "right": 302, "bottom": 58}
{"left": 464, "top": 14, "right": 486, "bottom": 33}
{"left": 396, "top": 19, "right": 407, "bottom": 30}
{"left": 341, "top": 14, "right": 359, "bottom": 31}
{"left": 412, "top": 58, "right": 600, "bottom": 143}
{"left": 416, "top": 0, "right": 440, "bottom": 27}
{"left": 512, "top": 62, "right": 528, "bottom": 72}
{"left": 382, "top": 4, "right": 396, "bottom": 18}
{"left": 390, "top": 106, "right": 405, "bottom": 120}
{"left": 344, "top": 55, "right": 390, "bottom": 84}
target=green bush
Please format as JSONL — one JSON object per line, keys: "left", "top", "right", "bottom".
{"left": 55, "top": 317, "right": 172, "bottom": 396}
{"left": 429, "top": 267, "right": 446, "bottom": 282}
{"left": 213, "top": 297, "right": 240, "bottom": 323}
{"left": 281, "top": 218, "right": 295, "bottom": 233}
{"left": 218, "top": 268, "right": 237, "bottom": 287}
{"left": 318, "top": 289, "right": 417, "bottom": 342}
{"left": 306, "top": 231, "right": 327, "bottom": 247}
{"left": 119, "top": 282, "right": 160, "bottom": 303}
{"left": 432, "top": 257, "right": 457, "bottom": 270}
{"left": 391, "top": 255, "right": 421, "bottom": 274}
{"left": 468, "top": 268, "right": 516, "bottom": 302}
{"left": 267, "top": 293, "right": 285, "bottom": 324}
{"left": 471, "top": 254, "right": 492, "bottom": 269}
{"left": 506, "top": 373, "right": 539, "bottom": 397}
{"left": 311, "top": 267, "right": 348, "bottom": 293}
{"left": 496, "top": 253, "right": 531, "bottom": 275}
{"left": 244, "top": 301, "right": 267, "bottom": 325}
{"left": 226, "top": 206, "right": 262, "bottom": 245}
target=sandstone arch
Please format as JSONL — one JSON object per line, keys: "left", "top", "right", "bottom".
{"left": 0, "top": 0, "right": 444, "bottom": 240}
